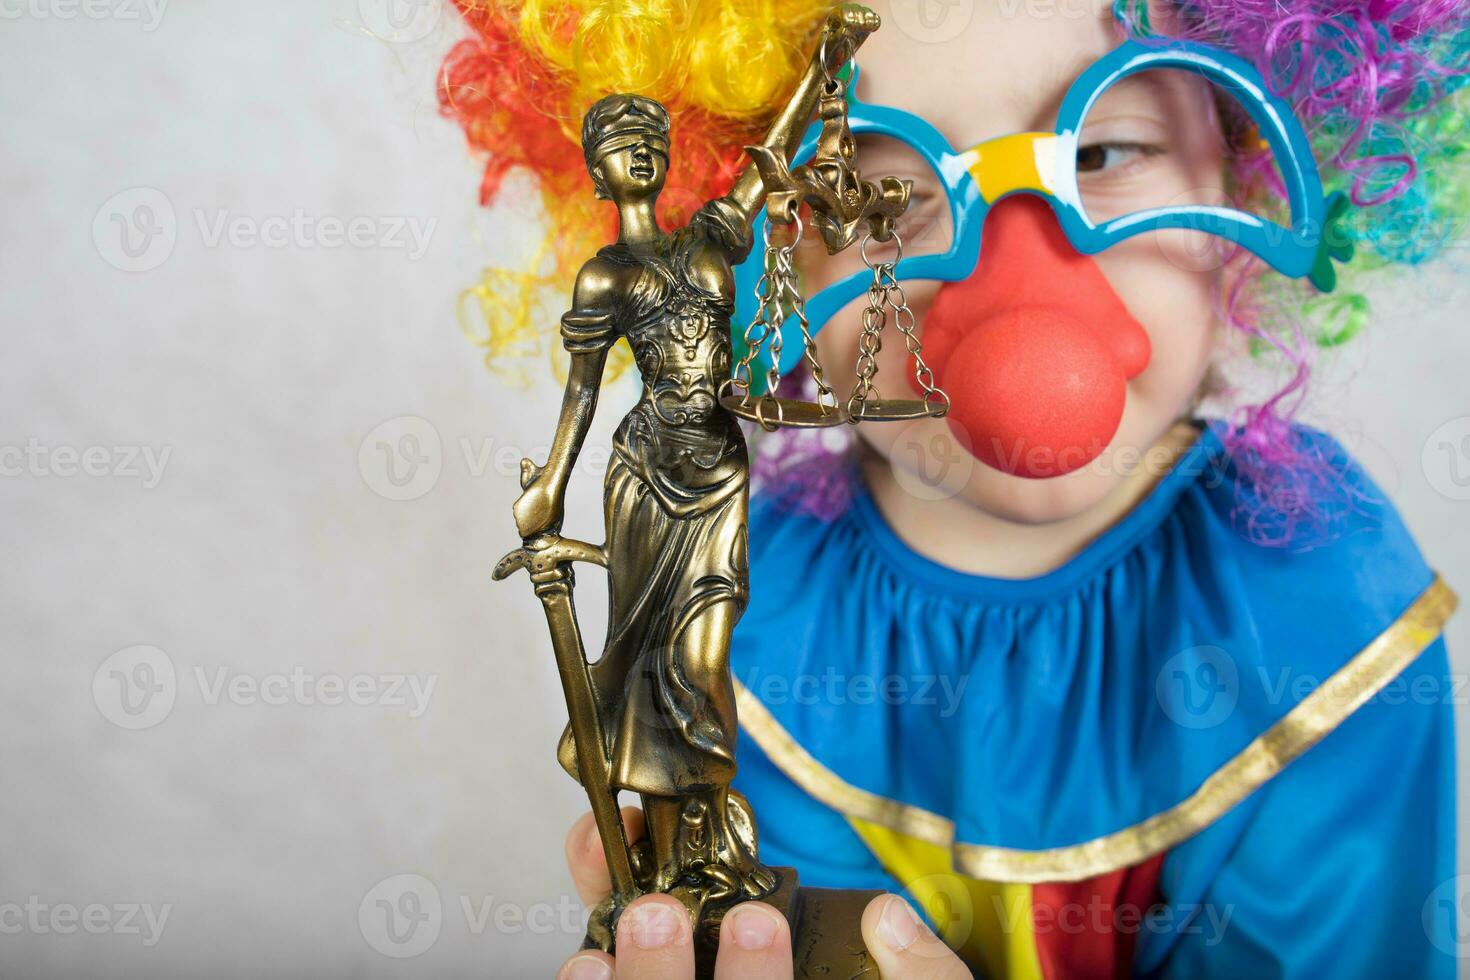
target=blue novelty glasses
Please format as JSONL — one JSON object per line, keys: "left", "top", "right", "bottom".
{"left": 733, "top": 33, "right": 1348, "bottom": 378}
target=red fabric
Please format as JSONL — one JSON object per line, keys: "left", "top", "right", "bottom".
{"left": 1031, "top": 853, "right": 1167, "bottom": 980}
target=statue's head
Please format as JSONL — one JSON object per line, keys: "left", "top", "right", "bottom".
{"left": 582, "top": 94, "right": 670, "bottom": 204}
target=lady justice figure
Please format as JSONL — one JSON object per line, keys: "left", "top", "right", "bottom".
{"left": 508, "top": 5, "right": 881, "bottom": 913}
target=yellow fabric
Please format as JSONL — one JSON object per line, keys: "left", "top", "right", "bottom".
{"left": 849, "top": 817, "right": 1044, "bottom": 980}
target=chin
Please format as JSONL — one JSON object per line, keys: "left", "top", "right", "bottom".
{"left": 956, "top": 465, "right": 1121, "bottom": 526}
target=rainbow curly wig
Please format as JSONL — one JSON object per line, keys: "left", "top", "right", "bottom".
{"left": 439, "top": 0, "right": 1470, "bottom": 542}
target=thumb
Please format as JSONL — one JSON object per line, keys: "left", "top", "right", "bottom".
{"left": 564, "top": 807, "right": 646, "bottom": 909}
{"left": 860, "top": 895, "right": 970, "bottom": 979}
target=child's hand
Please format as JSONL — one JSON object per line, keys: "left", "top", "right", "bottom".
{"left": 556, "top": 808, "right": 971, "bottom": 979}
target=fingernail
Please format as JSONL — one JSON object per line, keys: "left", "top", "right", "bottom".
{"left": 623, "top": 902, "right": 686, "bottom": 950}
{"left": 558, "top": 954, "right": 613, "bottom": 980}
{"left": 724, "top": 904, "right": 781, "bottom": 950}
{"left": 878, "top": 896, "right": 922, "bottom": 952}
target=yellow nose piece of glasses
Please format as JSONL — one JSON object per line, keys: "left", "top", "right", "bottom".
{"left": 960, "top": 132, "right": 1059, "bottom": 203}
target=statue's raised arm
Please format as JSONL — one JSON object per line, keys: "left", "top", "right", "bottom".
{"left": 724, "top": 4, "right": 881, "bottom": 229}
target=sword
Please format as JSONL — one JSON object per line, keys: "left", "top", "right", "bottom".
{"left": 493, "top": 524, "right": 638, "bottom": 904}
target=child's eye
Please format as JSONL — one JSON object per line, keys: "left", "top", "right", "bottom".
{"left": 1076, "top": 141, "right": 1164, "bottom": 174}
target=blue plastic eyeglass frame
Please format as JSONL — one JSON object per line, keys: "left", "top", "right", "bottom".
{"left": 733, "top": 35, "right": 1333, "bottom": 378}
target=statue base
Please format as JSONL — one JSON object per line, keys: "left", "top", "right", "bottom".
{"left": 585, "top": 867, "right": 881, "bottom": 978}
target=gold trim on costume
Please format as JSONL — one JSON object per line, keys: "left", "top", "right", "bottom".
{"left": 736, "top": 576, "right": 1457, "bottom": 883}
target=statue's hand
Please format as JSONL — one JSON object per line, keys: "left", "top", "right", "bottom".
{"left": 512, "top": 458, "right": 561, "bottom": 539}
{"left": 518, "top": 457, "right": 545, "bottom": 490}
{"left": 822, "top": 4, "right": 881, "bottom": 69}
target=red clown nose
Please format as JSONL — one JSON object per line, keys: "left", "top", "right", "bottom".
{"left": 921, "top": 196, "right": 1151, "bottom": 479}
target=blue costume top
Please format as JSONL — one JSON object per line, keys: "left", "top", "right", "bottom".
{"left": 730, "top": 421, "right": 1457, "bottom": 978}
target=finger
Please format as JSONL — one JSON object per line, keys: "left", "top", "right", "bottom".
{"left": 556, "top": 950, "right": 614, "bottom": 980}
{"left": 860, "top": 895, "right": 970, "bottom": 979}
{"left": 564, "top": 807, "right": 646, "bottom": 908}
{"left": 713, "top": 902, "right": 793, "bottom": 980}
{"left": 614, "top": 894, "right": 695, "bottom": 980}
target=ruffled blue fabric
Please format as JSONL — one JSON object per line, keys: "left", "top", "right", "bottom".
{"left": 731, "top": 421, "right": 1456, "bottom": 977}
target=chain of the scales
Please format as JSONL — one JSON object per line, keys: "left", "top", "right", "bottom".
{"left": 846, "top": 231, "right": 951, "bottom": 422}
{"left": 723, "top": 45, "right": 948, "bottom": 429}
{"left": 722, "top": 212, "right": 844, "bottom": 430}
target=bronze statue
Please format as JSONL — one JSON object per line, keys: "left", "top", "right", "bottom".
{"left": 494, "top": 6, "right": 934, "bottom": 973}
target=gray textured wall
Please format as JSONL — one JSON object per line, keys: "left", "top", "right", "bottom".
{"left": 1, "top": 1, "right": 1467, "bottom": 977}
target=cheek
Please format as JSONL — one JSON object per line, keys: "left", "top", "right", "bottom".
{"left": 1095, "top": 234, "right": 1220, "bottom": 411}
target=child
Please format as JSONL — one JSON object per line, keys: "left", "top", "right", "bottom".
{"left": 442, "top": 1, "right": 1467, "bottom": 976}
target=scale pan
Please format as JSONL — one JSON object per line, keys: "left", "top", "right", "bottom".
{"left": 721, "top": 395, "right": 850, "bottom": 430}
{"left": 849, "top": 399, "right": 950, "bottom": 423}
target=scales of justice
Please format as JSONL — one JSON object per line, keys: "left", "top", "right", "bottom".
{"left": 493, "top": 6, "right": 949, "bottom": 973}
